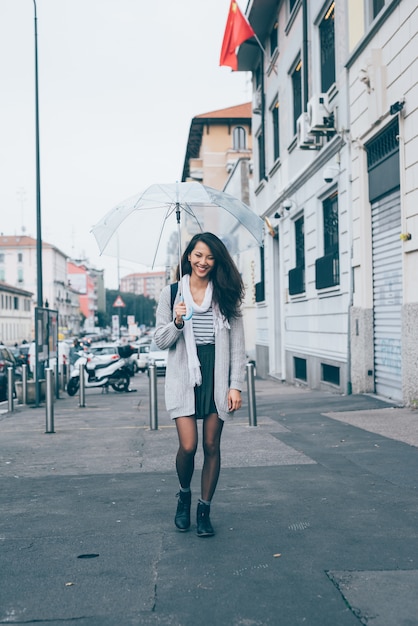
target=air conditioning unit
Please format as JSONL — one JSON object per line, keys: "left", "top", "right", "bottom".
{"left": 297, "top": 113, "right": 317, "bottom": 149}
{"left": 253, "top": 88, "right": 262, "bottom": 114}
{"left": 307, "top": 93, "right": 335, "bottom": 134}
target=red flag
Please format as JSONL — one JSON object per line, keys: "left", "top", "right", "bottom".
{"left": 219, "top": 1, "right": 255, "bottom": 71}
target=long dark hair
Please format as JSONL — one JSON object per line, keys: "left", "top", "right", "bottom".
{"left": 176, "top": 232, "right": 244, "bottom": 321}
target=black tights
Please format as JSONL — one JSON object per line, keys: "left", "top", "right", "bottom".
{"left": 175, "top": 413, "right": 224, "bottom": 502}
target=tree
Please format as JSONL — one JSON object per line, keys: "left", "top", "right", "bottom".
{"left": 96, "top": 309, "right": 108, "bottom": 328}
{"left": 105, "top": 290, "right": 157, "bottom": 328}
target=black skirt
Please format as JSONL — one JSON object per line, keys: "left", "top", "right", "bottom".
{"left": 194, "top": 343, "right": 217, "bottom": 419}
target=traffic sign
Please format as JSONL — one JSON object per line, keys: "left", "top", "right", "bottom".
{"left": 113, "top": 295, "right": 126, "bottom": 308}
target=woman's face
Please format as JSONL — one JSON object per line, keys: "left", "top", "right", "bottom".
{"left": 188, "top": 241, "right": 215, "bottom": 279}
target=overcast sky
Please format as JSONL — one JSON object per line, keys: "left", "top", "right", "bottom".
{"left": 0, "top": 0, "right": 251, "bottom": 288}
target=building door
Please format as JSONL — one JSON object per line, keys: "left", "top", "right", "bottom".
{"left": 367, "top": 119, "right": 402, "bottom": 401}
{"left": 371, "top": 189, "right": 402, "bottom": 401}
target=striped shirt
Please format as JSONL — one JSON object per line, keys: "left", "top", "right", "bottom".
{"left": 192, "top": 307, "right": 215, "bottom": 345}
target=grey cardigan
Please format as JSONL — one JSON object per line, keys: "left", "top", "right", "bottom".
{"left": 154, "top": 283, "right": 246, "bottom": 420}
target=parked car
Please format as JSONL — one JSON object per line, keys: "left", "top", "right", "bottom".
{"left": 0, "top": 344, "right": 18, "bottom": 402}
{"left": 87, "top": 344, "right": 121, "bottom": 365}
{"left": 10, "top": 344, "right": 30, "bottom": 368}
{"left": 28, "top": 340, "right": 71, "bottom": 375}
{"left": 88, "top": 343, "right": 137, "bottom": 376}
{"left": 135, "top": 343, "right": 151, "bottom": 373}
{"left": 147, "top": 340, "right": 168, "bottom": 376}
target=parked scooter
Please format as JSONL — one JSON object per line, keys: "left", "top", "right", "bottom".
{"left": 67, "top": 351, "right": 131, "bottom": 396}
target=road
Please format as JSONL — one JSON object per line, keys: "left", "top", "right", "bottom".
{"left": 1, "top": 372, "right": 418, "bottom": 625}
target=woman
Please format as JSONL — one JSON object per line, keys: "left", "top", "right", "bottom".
{"left": 154, "top": 232, "right": 246, "bottom": 537}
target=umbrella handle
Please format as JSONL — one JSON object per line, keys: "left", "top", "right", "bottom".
{"left": 183, "top": 308, "right": 193, "bottom": 320}
{"left": 180, "top": 296, "right": 193, "bottom": 320}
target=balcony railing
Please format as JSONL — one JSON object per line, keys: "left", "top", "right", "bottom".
{"left": 288, "top": 266, "right": 305, "bottom": 295}
{"left": 255, "top": 281, "right": 265, "bottom": 302}
{"left": 315, "top": 251, "right": 339, "bottom": 289}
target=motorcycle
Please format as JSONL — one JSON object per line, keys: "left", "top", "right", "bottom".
{"left": 67, "top": 351, "right": 131, "bottom": 396}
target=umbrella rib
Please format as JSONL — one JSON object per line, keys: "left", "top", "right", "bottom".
{"left": 151, "top": 205, "right": 176, "bottom": 268}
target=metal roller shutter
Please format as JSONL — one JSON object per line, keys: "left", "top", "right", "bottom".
{"left": 371, "top": 189, "right": 402, "bottom": 401}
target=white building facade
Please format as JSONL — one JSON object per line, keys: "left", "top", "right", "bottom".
{"left": 236, "top": 0, "right": 417, "bottom": 405}
{"left": 238, "top": 0, "right": 352, "bottom": 393}
{"left": 0, "top": 283, "right": 33, "bottom": 344}
{"left": 0, "top": 236, "right": 81, "bottom": 338}
{"left": 346, "top": 0, "right": 418, "bottom": 404}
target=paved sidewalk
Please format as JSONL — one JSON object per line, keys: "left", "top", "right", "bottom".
{"left": 1, "top": 375, "right": 418, "bottom": 625}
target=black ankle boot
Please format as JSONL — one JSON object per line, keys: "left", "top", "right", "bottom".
{"left": 175, "top": 491, "right": 191, "bottom": 531}
{"left": 196, "top": 501, "right": 214, "bottom": 537}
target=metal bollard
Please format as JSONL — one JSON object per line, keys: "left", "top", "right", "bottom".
{"left": 45, "top": 368, "right": 55, "bottom": 433}
{"left": 246, "top": 362, "right": 257, "bottom": 427}
{"left": 54, "top": 359, "right": 60, "bottom": 399}
{"left": 148, "top": 364, "right": 158, "bottom": 430}
{"left": 79, "top": 362, "right": 86, "bottom": 407}
{"left": 22, "top": 364, "right": 28, "bottom": 405}
{"left": 7, "top": 367, "right": 14, "bottom": 413}
{"left": 61, "top": 363, "right": 67, "bottom": 391}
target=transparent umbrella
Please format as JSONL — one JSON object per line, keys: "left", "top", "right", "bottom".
{"left": 91, "top": 181, "right": 264, "bottom": 278}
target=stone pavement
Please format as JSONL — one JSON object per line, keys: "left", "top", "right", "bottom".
{"left": 1, "top": 374, "right": 418, "bottom": 625}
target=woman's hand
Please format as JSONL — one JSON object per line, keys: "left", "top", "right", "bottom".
{"left": 174, "top": 301, "right": 187, "bottom": 327}
{"left": 228, "top": 389, "right": 242, "bottom": 412}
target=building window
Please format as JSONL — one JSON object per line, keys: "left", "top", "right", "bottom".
{"left": 372, "top": 0, "right": 385, "bottom": 19}
{"left": 315, "top": 193, "right": 339, "bottom": 289}
{"left": 0, "top": 269, "right": 4, "bottom": 281}
{"left": 255, "top": 246, "right": 265, "bottom": 302}
{"left": 319, "top": 3, "right": 335, "bottom": 93}
{"left": 14, "top": 297, "right": 19, "bottom": 310}
{"left": 257, "top": 130, "right": 266, "bottom": 182}
{"left": 269, "top": 21, "right": 278, "bottom": 57}
{"left": 17, "top": 268, "right": 24, "bottom": 283}
{"left": 365, "top": 0, "right": 385, "bottom": 24}
{"left": 18, "top": 252, "right": 23, "bottom": 263}
{"left": 324, "top": 194, "right": 339, "bottom": 254}
{"left": 0, "top": 253, "right": 4, "bottom": 263}
{"left": 321, "top": 363, "right": 340, "bottom": 386}
{"left": 289, "top": 215, "right": 305, "bottom": 295}
{"left": 254, "top": 65, "right": 262, "bottom": 91}
{"left": 233, "top": 126, "right": 247, "bottom": 150}
{"left": 271, "top": 100, "right": 280, "bottom": 162}
{"left": 291, "top": 59, "right": 302, "bottom": 136}
{"left": 294, "top": 356, "right": 307, "bottom": 381}
{"left": 295, "top": 216, "right": 305, "bottom": 266}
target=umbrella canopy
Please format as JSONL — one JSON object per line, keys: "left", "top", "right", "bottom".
{"left": 91, "top": 182, "right": 264, "bottom": 270}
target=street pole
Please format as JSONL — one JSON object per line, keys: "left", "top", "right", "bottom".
{"left": 33, "top": 0, "right": 44, "bottom": 408}
{"left": 33, "top": 0, "right": 43, "bottom": 307}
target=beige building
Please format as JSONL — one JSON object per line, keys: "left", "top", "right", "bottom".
{"left": 182, "top": 102, "right": 252, "bottom": 188}
{"left": 120, "top": 271, "right": 166, "bottom": 302}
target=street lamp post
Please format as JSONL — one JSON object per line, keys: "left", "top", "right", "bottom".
{"left": 33, "top": 0, "right": 44, "bottom": 408}
{"left": 33, "top": 0, "right": 43, "bottom": 307}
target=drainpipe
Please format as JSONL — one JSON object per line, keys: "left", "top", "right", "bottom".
{"left": 279, "top": 221, "right": 286, "bottom": 381}
{"left": 260, "top": 47, "right": 267, "bottom": 180}
{"left": 302, "top": 0, "right": 309, "bottom": 111}
{"left": 345, "top": 62, "right": 353, "bottom": 394}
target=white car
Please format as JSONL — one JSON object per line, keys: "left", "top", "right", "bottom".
{"left": 147, "top": 340, "right": 168, "bottom": 376}
{"left": 135, "top": 343, "right": 151, "bottom": 373}
{"left": 87, "top": 344, "right": 121, "bottom": 366}
{"left": 28, "top": 340, "right": 71, "bottom": 374}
